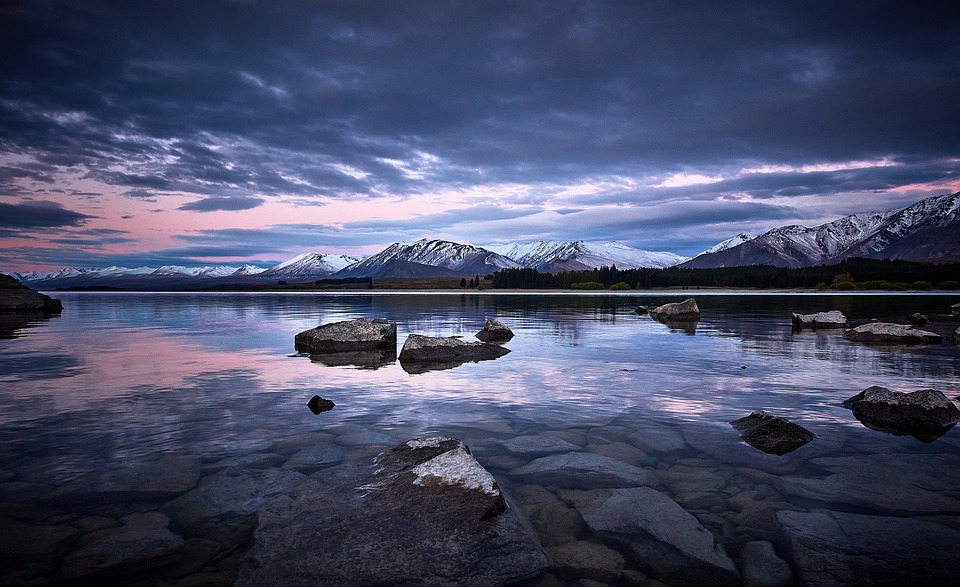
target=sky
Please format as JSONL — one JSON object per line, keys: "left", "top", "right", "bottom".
{"left": 2, "top": 0, "right": 959, "bottom": 272}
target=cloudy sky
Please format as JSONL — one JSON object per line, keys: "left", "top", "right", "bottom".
{"left": 2, "top": 0, "right": 959, "bottom": 271}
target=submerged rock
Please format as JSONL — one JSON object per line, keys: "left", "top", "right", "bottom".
{"left": 740, "top": 540, "right": 793, "bottom": 587}
{"left": 475, "top": 318, "right": 515, "bottom": 342}
{"left": 399, "top": 334, "right": 510, "bottom": 373}
{"left": 48, "top": 455, "right": 200, "bottom": 504}
{"left": 842, "top": 386, "right": 960, "bottom": 441}
{"left": 0, "top": 274, "right": 62, "bottom": 313}
{"left": 842, "top": 322, "right": 942, "bottom": 344}
{"left": 573, "top": 487, "right": 739, "bottom": 587}
{"left": 650, "top": 298, "right": 700, "bottom": 320}
{"left": 512, "top": 452, "right": 653, "bottom": 487}
{"left": 306, "top": 395, "right": 335, "bottom": 414}
{"left": 777, "top": 510, "right": 960, "bottom": 587}
{"left": 790, "top": 310, "right": 846, "bottom": 330}
{"left": 236, "top": 437, "right": 549, "bottom": 586}
{"left": 730, "top": 411, "right": 815, "bottom": 455}
{"left": 294, "top": 318, "right": 397, "bottom": 353}
{"left": 61, "top": 512, "right": 184, "bottom": 580}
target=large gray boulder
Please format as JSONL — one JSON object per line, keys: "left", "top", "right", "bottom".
{"left": 475, "top": 318, "right": 514, "bottom": 342}
{"left": 730, "top": 411, "right": 815, "bottom": 455}
{"left": 842, "top": 322, "right": 942, "bottom": 344}
{"left": 650, "top": 298, "right": 700, "bottom": 320}
{"left": 294, "top": 318, "right": 397, "bottom": 353}
{"left": 791, "top": 310, "right": 846, "bottom": 330}
{"left": 573, "top": 487, "right": 739, "bottom": 587}
{"left": 777, "top": 510, "right": 960, "bottom": 586}
{"left": 399, "top": 334, "right": 510, "bottom": 373}
{"left": 842, "top": 386, "right": 960, "bottom": 441}
{"left": 236, "top": 437, "right": 550, "bottom": 586}
{"left": 0, "top": 274, "right": 62, "bottom": 312}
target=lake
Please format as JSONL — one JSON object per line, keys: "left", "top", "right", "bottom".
{"left": 2, "top": 291, "right": 960, "bottom": 585}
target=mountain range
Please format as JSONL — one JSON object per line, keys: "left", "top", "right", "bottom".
{"left": 9, "top": 191, "right": 960, "bottom": 288}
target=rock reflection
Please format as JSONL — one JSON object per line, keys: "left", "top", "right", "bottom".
{"left": 655, "top": 317, "right": 699, "bottom": 335}
{"left": 0, "top": 312, "right": 58, "bottom": 339}
{"left": 306, "top": 349, "right": 396, "bottom": 370}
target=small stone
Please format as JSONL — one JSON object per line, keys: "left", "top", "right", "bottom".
{"left": 475, "top": 318, "right": 515, "bottom": 342}
{"left": 907, "top": 312, "right": 928, "bottom": 324}
{"left": 306, "top": 395, "right": 335, "bottom": 414}
{"left": 649, "top": 298, "right": 700, "bottom": 319}
{"left": 634, "top": 306, "right": 648, "bottom": 315}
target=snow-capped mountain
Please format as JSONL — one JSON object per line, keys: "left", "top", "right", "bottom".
{"left": 233, "top": 264, "right": 266, "bottom": 276}
{"left": 696, "top": 233, "right": 755, "bottom": 257}
{"left": 336, "top": 239, "right": 520, "bottom": 278}
{"left": 683, "top": 191, "right": 960, "bottom": 268}
{"left": 490, "top": 240, "right": 687, "bottom": 271}
{"left": 260, "top": 252, "right": 362, "bottom": 279}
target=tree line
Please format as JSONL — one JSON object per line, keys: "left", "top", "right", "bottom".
{"left": 490, "top": 258, "right": 960, "bottom": 290}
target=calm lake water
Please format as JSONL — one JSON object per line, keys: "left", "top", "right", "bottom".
{"left": 2, "top": 291, "right": 960, "bottom": 585}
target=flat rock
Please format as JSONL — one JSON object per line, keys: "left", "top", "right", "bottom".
{"left": 283, "top": 442, "right": 345, "bottom": 472}
{"left": 399, "top": 334, "right": 510, "bottom": 373}
{"left": 649, "top": 298, "right": 700, "bottom": 319}
{"left": 294, "top": 318, "right": 397, "bottom": 353}
{"left": 730, "top": 411, "right": 815, "bottom": 455}
{"left": 843, "top": 322, "right": 942, "bottom": 344}
{"left": 61, "top": 512, "right": 184, "bottom": 580}
{"left": 842, "top": 386, "right": 960, "bottom": 441}
{"left": 162, "top": 467, "right": 306, "bottom": 549}
{"left": 791, "top": 310, "right": 846, "bottom": 330}
{"left": 512, "top": 452, "right": 653, "bottom": 487}
{"left": 545, "top": 540, "right": 625, "bottom": 583}
{"left": 49, "top": 455, "right": 201, "bottom": 504}
{"left": 777, "top": 510, "right": 960, "bottom": 587}
{"left": 0, "top": 274, "right": 63, "bottom": 312}
{"left": 475, "top": 318, "right": 515, "bottom": 342}
{"left": 574, "top": 487, "right": 739, "bottom": 587}
{"left": 740, "top": 540, "right": 794, "bottom": 587}
{"left": 502, "top": 435, "right": 582, "bottom": 455}
{"left": 236, "top": 437, "right": 550, "bottom": 586}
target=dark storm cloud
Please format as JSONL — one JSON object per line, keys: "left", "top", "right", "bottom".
{"left": 0, "top": 200, "right": 93, "bottom": 228}
{"left": 177, "top": 196, "right": 265, "bottom": 212}
{"left": 2, "top": 0, "right": 958, "bottom": 201}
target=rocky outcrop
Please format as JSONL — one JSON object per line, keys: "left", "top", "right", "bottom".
{"left": 649, "top": 298, "right": 700, "bottom": 320}
{"left": 569, "top": 487, "right": 739, "bottom": 587}
{"left": 777, "top": 510, "right": 960, "bottom": 586}
{"left": 730, "top": 412, "right": 815, "bottom": 455}
{"left": 475, "top": 318, "right": 514, "bottom": 342}
{"left": 398, "top": 334, "right": 510, "bottom": 373}
{"left": 842, "top": 386, "right": 960, "bottom": 441}
{"left": 790, "top": 310, "right": 846, "bottom": 330}
{"left": 236, "top": 437, "right": 550, "bottom": 586}
{"left": 0, "top": 274, "right": 62, "bottom": 312}
{"left": 842, "top": 322, "right": 942, "bottom": 344}
{"left": 294, "top": 318, "right": 397, "bottom": 353}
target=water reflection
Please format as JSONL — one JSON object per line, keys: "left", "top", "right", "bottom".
{"left": 306, "top": 349, "right": 396, "bottom": 370}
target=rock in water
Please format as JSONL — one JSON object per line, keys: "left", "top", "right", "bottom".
{"left": 475, "top": 318, "right": 514, "bottom": 342}
{"left": 0, "top": 274, "right": 62, "bottom": 312}
{"left": 294, "top": 318, "right": 397, "bottom": 353}
{"left": 306, "top": 395, "right": 335, "bottom": 414}
{"left": 730, "top": 412, "right": 815, "bottom": 455}
{"left": 842, "top": 322, "right": 942, "bottom": 344}
{"left": 634, "top": 305, "right": 648, "bottom": 315}
{"left": 777, "top": 510, "right": 960, "bottom": 587}
{"left": 842, "top": 386, "right": 960, "bottom": 441}
{"left": 907, "top": 312, "right": 928, "bottom": 325}
{"left": 649, "top": 298, "right": 700, "bottom": 320}
{"left": 399, "top": 334, "right": 510, "bottom": 373}
{"left": 236, "top": 437, "right": 549, "bottom": 586}
{"left": 791, "top": 310, "right": 846, "bottom": 330}
{"left": 61, "top": 512, "right": 184, "bottom": 580}
{"left": 574, "top": 487, "right": 739, "bottom": 587}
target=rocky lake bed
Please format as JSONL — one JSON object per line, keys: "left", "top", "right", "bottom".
{"left": 1, "top": 290, "right": 959, "bottom": 585}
